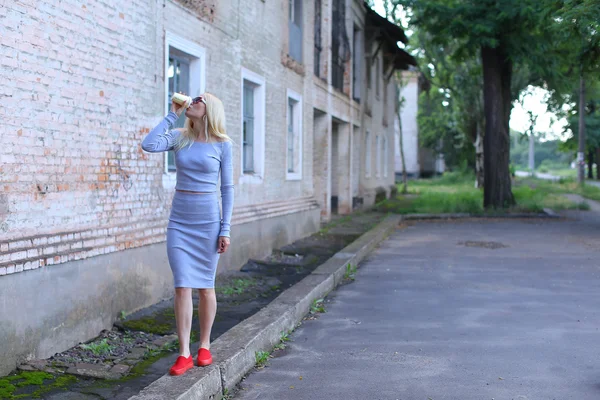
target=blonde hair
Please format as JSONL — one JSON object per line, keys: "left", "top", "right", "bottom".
{"left": 176, "top": 92, "right": 231, "bottom": 149}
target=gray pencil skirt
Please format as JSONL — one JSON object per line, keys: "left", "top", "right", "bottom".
{"left": 167, "top": 191, "right": 221, "bottom": 289}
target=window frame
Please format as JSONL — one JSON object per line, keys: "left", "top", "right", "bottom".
{"left": 288, "top": 0, "right": 303, "bottom": 62}
{"left": 286, "top": 88, "right": 303, "bottom": 181}
{"left": 240, "top": 67, "right": 266, "bottom": 185}
{"left": 163, "top": 32, "right": 206, "bottom": 175}
{"left": 365, "top": 130, "right": 372, "bottom": 178}
{"left": 376, "top": 134, "right": 381, "bottom": 177}
{"left": 383, "top": 135, "right": 389, "bottom": 178}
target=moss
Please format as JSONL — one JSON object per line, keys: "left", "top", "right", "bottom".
{"left": 0, "top": 380, "right": 16, "bottom": 399}
{"left": 0, "top": 371, "right": 76, "bottom": 399}
{"left": 121, "top": 318, "right": 173, "bottom": 335}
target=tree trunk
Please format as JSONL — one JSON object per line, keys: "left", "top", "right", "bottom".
{"left": 577, "top": 70, "right": 586, "bottom": 184}
{"left": 528, "top": 133, "right": 535, "bottom": 175}
{"left": 475, "top": 124, "right": 484, "bottom": 188}
{"left": 596, "top": 148, "right": 600, "bottom": 180}
{"left": 588, "top": 149, "right": 594, "bottom": 179}
{"left": 481, "top": 45, "right": 515, "bottom": 208}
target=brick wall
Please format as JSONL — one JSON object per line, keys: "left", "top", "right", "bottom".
{"left": 0, "top": 0, "right": 400, "bottom": 278}
{"left": 0, "top": 0, "right": 175, "bottom": 276}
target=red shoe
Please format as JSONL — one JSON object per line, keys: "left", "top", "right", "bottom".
{"left": 169, "top": 355, "right": 194, "bottom": 376}
{"left": 197, "top": 348, "right": 213, "bottom": 366}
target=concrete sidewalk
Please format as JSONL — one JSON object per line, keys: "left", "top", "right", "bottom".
{"left": 235, "top": 217, "right": 600, "bottom": 399}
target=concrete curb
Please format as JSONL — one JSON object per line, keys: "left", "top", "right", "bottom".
{"left": 128, "top": 214, "right": 401, "bottom": 400}
{"left": 400, "top": 211, "right": 561, "bottom": 220}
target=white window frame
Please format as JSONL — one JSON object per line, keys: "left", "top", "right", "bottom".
{"left": 286, "top": 89, "right": 303, "bottom": 181}
{"left": 163, "top": 32, "right": 206, "bottom": 175}
{"left": 383, "top": 135, "right": 389, "bottom": 178}
{"left": 376, "top": 134, "right": 381, "bottom": 177}
{"left": 240, "top": 67, "right": 266, "bottom": 185}
{"left": 365, "top": 130, "right": 372, "bottom": 177}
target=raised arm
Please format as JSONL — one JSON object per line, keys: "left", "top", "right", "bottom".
{"left": 141, "top": 111, "right": 181, "bottom": 152}
{"left": 219, "top": 141, "right": 234, "bottom": 238}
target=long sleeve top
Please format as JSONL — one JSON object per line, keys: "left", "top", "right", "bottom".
{"left": 141, "top": 112, "right": 234, "bottom": 237}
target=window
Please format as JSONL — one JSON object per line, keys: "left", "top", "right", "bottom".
{"left": 314, "top": 0, "right": 322, "bottom": 77}
{"left": 240, "top": 68, "right": 266, "bottom": 183}
{"left": 376, "top": 135, "right": 381, "bottom": 177}
{"left": 365, "top": 131, "right": 372, "bottom": 177}
{"left": 352, "top": 26, "right": 362, "bottom": 102}
{"left": 286, "top": 89, "right": 303, "bottom": 180}
{"left": 383, "top": 77, "right": 388, "bottom": 123}
{"left": 289, "top": 0, "right": 303, "bottom": 62}
{"left": 375, "top": 56, "right": 381, "bottom": 99}
{"left": 243, "top": 83, "right": 255, "bottom": 173}
{"left": 332, "top": 0, "right": 349, "bottom": 91}
{"left": 383, "top": 135, "right": 389, "bottom": 177}
{"left": 164, "top": 32, "right": 206, "bottom": 174}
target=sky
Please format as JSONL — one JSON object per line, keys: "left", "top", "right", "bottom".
{"left": 372, "top": 0, "right": 570, "bottom": 141}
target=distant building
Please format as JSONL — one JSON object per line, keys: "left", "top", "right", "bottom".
{"left": 395, "top": 70, "right": 445, "bottom": 179}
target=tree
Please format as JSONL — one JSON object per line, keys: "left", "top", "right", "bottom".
{"left": 413, "top": 30, "right": 484, "bottom": 186}
{"left": 393, "top": 0, "right": 561, "bottom": 208}
{"left": 558, "top": 80, "right": 600, "bottom": 179}
{"left": 546, "top": 0, "right": 600, "bottom": 183}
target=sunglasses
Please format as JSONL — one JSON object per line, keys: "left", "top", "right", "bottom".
{"left": 191, "top": 96, "right": 206, "bottom": 105}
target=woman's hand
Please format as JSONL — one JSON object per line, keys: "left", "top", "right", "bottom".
{"left": 217, "top": 237, "right": 230, "bottom": 254}
{"left": 171, "top": 92, "right": 187, "bottom": 117}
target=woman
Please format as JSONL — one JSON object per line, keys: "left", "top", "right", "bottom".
{"left": 141, "top": 92, "right": 234, "bottom": 376}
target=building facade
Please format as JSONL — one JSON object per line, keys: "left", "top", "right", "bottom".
{"left": 0, "top": 0, "right": 414, "bottom": 374}
{"left": 395, "top": 70, "right": 445, "bottom": 179}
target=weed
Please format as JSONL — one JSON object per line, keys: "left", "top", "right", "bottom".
{"left": 344, "top": 264, "right": 357, "bottom": 281}
{"left": 255, "top": 351, "right": 270, "bottom": 368}
{"left": 310, "top": 298, "right": 326, "bottom": 314}
{"left": 79, "top": 338, "right": 113, "bottom": 356}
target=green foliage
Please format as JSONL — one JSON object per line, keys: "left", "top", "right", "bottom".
{"left": 344, "top": 264, "right": 358, "bottom": 281}
{"left": 510, "top": 131, "right": 572, "bottom": 169}
{"left": 310, "top": 299, "right": 326, "bottom": 315}
{"left": 79, "top": 338, "right": 113, "bottom": 356}
{"left": 376, "top": 174, "right": 595, "bottom": 214}
{"left": 255, "top": 351, "right": 270, "bottom": 368}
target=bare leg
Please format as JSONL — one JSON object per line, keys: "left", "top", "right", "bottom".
{"left": 197, "top": 288, "right": 217, "bottom": 349}
{"left": 174, "top": 287, "right": 193, "bottom": 357}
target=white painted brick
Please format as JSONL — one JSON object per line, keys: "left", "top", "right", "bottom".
{"left": 2, "top": 0, "right": 400, "bottom": 276}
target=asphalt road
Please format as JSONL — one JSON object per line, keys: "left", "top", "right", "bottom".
{"left": 235, "top": 216, "right": 600, "bottom": 400}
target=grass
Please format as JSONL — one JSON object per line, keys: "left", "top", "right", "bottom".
{"left": 375, "top": 171, "right": 597, "bottom": 215}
